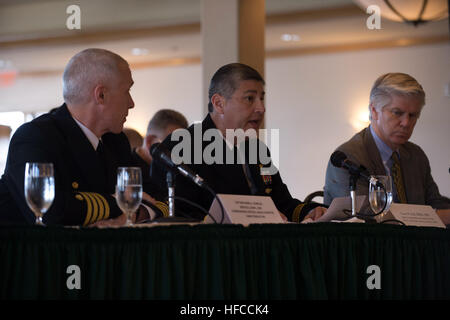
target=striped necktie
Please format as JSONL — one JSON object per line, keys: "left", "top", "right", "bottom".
{"left": 391, "top": 152, "right": 407, "bottom": 203}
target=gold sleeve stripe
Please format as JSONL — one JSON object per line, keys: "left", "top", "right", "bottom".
{"left": 80, "top": 192, "right": 93, "bottom": 227}
{"left": 91, "top": 193, "right": 105, "bottom": 222}
{"left": 155, "top": 201, "right": 169, "bottom": 217}
{"left": 94, "top": 193, "right": 110, "bottom": 220}
{"left": 292, "top": 203, "right": 306, "bottom": 223}
{"left": 83, "top": 192, "right": 98, "bottom": 225}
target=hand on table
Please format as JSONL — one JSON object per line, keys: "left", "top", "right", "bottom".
{"left": 278, "top": 211, "right": 288, "bottom": 222}
{"left": 304, "top": 206, "right": 327, "bottom": 221}
{"left": 436, "top": 209, "right": 450, "bottom": 225}
{"left": 88, "top": 213, "right": 128, "bottom": 228}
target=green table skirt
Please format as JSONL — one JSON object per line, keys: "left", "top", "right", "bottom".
{"left": 1, "top": 223, "right": 449, "bottom": 299}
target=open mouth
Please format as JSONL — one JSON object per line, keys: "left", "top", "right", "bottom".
{"left": 247, "top": 120, "right": 260, "bottom": 128}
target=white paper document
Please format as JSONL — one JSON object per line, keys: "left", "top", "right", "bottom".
{"left": 314, "top": 195, "right": 367, "bottom": 223}
{"left": 381, "top": 203, "right": 446, "bottom": 228}
{"left": 205, "top": 194, "right": 285, "bottom": 225}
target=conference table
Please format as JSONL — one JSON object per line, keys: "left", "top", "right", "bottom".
{"left": 1, "top": 222, "right": 449, "bottom": 300}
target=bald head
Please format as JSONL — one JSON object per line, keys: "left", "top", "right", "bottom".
{"left": 63, "top": 48, "right": 129, "bottom": 105}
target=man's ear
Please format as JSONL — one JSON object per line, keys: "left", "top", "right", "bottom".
{"left": 211, "top": 93, "right": 225, "bottom": 114}
{"left": 369, "top": 102, "right": 379, "bottom": 121}
{"left": 144, "top": 134, "right": 159, "bottom": 149}
{"left": 94, "top": 85, "right": 106, "bottom": 104}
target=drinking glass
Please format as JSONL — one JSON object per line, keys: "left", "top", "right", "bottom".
{"left": 369, "top": 175, "right": 393, "bottom": 217}
{"left": 24, "top": 162, "right": 55, "bottom": 226}
{"left": 115, "top": 167, "right": 142, "bottom": 226}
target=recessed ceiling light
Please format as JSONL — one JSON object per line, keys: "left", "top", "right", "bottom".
{"left": 131, "top": 48, "right": 149, "bottom": 56}
{"left": 281, "top": 34, "right": 300, "bottom": 42}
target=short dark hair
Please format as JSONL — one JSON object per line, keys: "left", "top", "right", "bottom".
{"left": 208, "top": 63, "right": 265, "bottom": 112}
{"left": 146, "top": 109, "right": 188, "bottom": 135}
{"left": 123, "top": 127, "right": 143, "bottom": 150}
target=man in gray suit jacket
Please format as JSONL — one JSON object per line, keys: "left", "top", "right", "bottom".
{"left": 324, "top": 72, "right": 449, "bottom": 223}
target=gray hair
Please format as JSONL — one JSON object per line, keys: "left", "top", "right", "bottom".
{"left": 62, "top": 48, "right": 129, "bottom": 105}
{"left": 369, "top": 72, "right": 425, "bottom": 120}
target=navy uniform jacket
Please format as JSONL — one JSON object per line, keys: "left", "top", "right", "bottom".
{"left": 0, "top": 104, "right": 163, "bottom": 226}
{"left": 150, "top": 114, "right": 320, "bottom": 222}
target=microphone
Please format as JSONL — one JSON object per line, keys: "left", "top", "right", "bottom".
{"left": 330, "top": 151, "right": 375, "bottom": 184}
{"left": 150, "top": 142, "right": 207, "bottom": 188}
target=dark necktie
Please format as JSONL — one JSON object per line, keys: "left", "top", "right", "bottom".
{"left": 391, "top": 152, "right": 407, "bottom": 203}
{"left": 243, "top": 161, "right": 258, "bottom": 195}
{"left": 96, "top": 140, "right": 105, "bottom": 159}
{"left": 96, "top": 140, "right": 108, "bottom": 174}
{"left": 239, "top": 140, "right": 258, "bottom": 195}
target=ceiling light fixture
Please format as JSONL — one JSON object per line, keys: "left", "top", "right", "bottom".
{"left": 281, "top": 34, "right": 300, "bottom": 42}
{"left": 354, "top": 0, "right": 448, "bottom": 27}
{"left": 131, "top": 48, "right": 149, "bottom": 56}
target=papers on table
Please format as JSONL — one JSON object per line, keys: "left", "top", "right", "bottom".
{"left": 312, "top": 195, "right": 367, "bottom": 223}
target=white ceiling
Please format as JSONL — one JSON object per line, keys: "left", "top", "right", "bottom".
{"left": 0, "top": 0, "right": 448, "bottom": 76}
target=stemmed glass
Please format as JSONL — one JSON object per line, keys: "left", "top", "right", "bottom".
{"left": 24, "top": 162, "right": 55, "bottom": 226}
{"left": 369, "top": 175, "right": 393, "bottom": 218}
{"left": 115, "top": 167, "right": 142, "bottom": 226}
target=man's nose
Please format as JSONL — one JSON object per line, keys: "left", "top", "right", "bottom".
{"left": 255, "top": 98, "right": 265, "bottom": 113}
{"left": 400, "top": 113, "right": 413, "bottom": 127}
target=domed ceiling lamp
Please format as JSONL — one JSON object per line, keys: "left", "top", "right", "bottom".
{"left": 354, "top": 0, "right": 448, "bottom": 26}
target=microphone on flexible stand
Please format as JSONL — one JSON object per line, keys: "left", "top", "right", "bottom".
{"left": 150, "top": 143, "right": 224, "bottom": 223}
{"left": 331, "top": 151, "right": 369, "bottom": 181}
{"left": 330, "top": 151, "right": 383, "bottom": 187}
{"left": 330, "top": 151, "right": 382, "bottom": 217}
{"left": 150, "top": 143, "right": 207, "bottom": 189}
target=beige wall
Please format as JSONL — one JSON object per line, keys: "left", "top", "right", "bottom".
{"left": 0, "top": 42, "right": 448, "bottom": 201}
{"left": 266, "top": 42, "right": 450, "bottom": 200}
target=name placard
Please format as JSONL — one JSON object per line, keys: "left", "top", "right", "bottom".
{"left": 204, "top": 194, "right": 285, "bottom": 225}
{"left": 378, "top": 203, "right": 446, "bottom": 228}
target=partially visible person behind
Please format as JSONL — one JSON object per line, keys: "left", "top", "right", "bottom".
{"left": 324, "top": 72, "right": 450, "bottom": 224}
{"left": 151, "top": 63, "right": 327, "bottom": 223}
{"left": 123, "top": 127, "right": 144, "bottom": 150}
{"left": 0, "top": 48, "right": 162, "bottom": 226}
{"left": 132, "top": 109, "right": 188, "bottom": 174}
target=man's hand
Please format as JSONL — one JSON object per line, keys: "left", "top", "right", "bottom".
{"left": 142, "top": 191, "right": 156, "bottom": 205}
{"left": 436, "top": 209, "right": 450, "bottom": 225}
{"left": 304, "top": 206, "right": 327, "bottom": 221}
{"left": 278, "top": 211, "right": 288, "bottom": 222}
{"left": 88, "top": 213, "right": 128, "bottom": 228}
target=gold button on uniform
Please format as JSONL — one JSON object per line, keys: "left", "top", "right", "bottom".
{"left": 72, "top": 182, "right": 79, "bottom": 189}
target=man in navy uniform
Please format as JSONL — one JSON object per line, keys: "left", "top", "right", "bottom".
{"left": 0, "top": 48, "right": 164, "bottom": 226}
{"left": 151, "top": 63, "right": 326, "bottom": 222}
